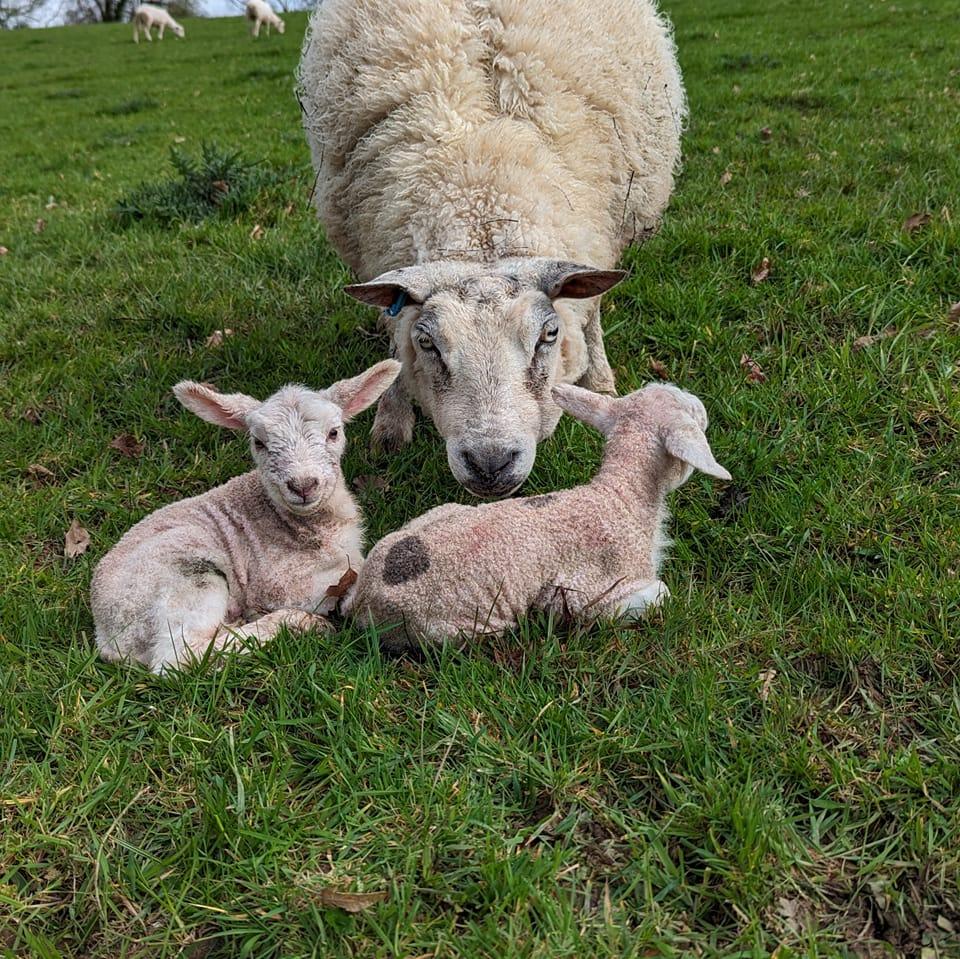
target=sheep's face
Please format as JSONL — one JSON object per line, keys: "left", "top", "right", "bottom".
{"left": 345, "top": 258, "right": 624, "bottom": 497}
{"left": 276, "top": 19, "right": 285, "bottom": 32}
{"left": 172, "top": 361, "right": 400, "bottom": 515}
{"left": 172, "top": 23, "right": 184, "bottom": 37}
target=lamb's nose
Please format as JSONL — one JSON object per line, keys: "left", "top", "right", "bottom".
{"left": 286, "top": 477, "right": 320, "bottom": 501}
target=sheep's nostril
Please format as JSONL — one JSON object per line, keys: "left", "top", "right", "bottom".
{"left": 462, "top": 447, "right": 522, "bottom": 483}
{"left": 287, "top": 477, "right": 320, "bottom": 501}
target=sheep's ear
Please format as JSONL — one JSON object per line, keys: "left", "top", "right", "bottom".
{"left": 538, "top": 261, "right": 628, "bottom": 300}
{"left": 344, "top": 267, "right": 432, "bottom": 313}
{"left": 173, "top": 381, "right": 260, "bottom": 431}
{"left": 327, "top": 359, "right": 402, "bottom": 421}
{"left": 662, "top": 418, "right": 731, "bottom": 480}
{"left": 551, "top": 383, "right": 618, "bottom": 434}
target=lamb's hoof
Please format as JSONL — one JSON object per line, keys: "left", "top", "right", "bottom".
{"left": 284, "top": 610, "right": 332, "bottom": 633}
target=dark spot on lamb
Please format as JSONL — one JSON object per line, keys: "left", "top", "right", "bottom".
{"left": 523, "top": 493, "right": 557, "bottom": 508}
{"left": 176, "top": 558, "right": 226, "bottom": 589}
{"left": 382, "top": 535, "right": 431, "bottom": 585}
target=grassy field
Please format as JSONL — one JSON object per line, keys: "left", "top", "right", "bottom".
{"left": 1, "top": 1, "right": 959, "bottom": 955}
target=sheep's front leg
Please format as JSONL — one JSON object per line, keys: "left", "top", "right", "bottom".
{"left": 213, "top": 608, "right": 330, "bottom": 653}
{"left": 614, "top": 581, "right": 669, "bottom": 620}
{"left": 265, "top": 21, "right": 271, "bottom": 35}
{"left": 158, "top": 23, "right": 165, "bottom": 39}
{"left": 143, "top": 24, "right": 152, "bottom": 41}
{"left": 252, "top": 19, "right": 261, "bottom": 37}
{"left": 371, "top": 377, "right": 415, "bottom": 452}
{"left": 576, "top": 302, "right": 616, "bottom": 395}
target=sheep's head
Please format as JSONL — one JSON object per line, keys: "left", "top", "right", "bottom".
{"left": 173, "top": 360, "right": 400, "bottom": 515}
{"left": 552, "top": 382, "right": 731, "bottom": 490}
{"left": 276, "top": 19, "right": 285, "bottom": 32}
{"left": 345, "top": 258, "right": 624, "bottom": 497}
{"left": 172, "top": 23, "right": 185, "bottom": 37}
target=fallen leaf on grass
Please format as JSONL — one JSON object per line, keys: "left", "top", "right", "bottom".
{"left": 852, "top": 324, "right": 896, "bottom": 350}
{"left": 45, "top": 196, "right": 58, "bottom": 210}
{"left": 352, "top": 474, "right": 390, "bottom": 493}
{"left": 23, "top": 407, "right": 42, "bottom": 424}
{"left": 64, "top": 520, "right": 90, "bottom": 558}
{"left": 210, "top": 179, "right": 229, "bottom": 197}
{"left": 284, "top": 202, "right": 295, "bottom": 215}
{"left": 204, "top": 328, "right": 234, "bottom": 348}
{"left": 0, "top": 246, "right": 8, "bottom": 256}
{"left": 948, "top": 302, "right": 960, "bottom": 325}
{"left": 34, "top": 218, "right": 46, "bottom": 234}
{"left": 740, "top": 354, "right": 766, "bottom": 383}
{"left": 759, "top": 126, "right": 773, "bottom": 141}
{"left": 759, "top": 668, "right": 777, "bottom": 702}
{"left": 318, "top": 888, "right": 388, "bottom": 913}
{"left": 648, "top": 357, "right": 669, "bottom": 380}
{"left": 750, "top": 257, "right": 772, "bottom": 285}
{"left": 26, "top": 464, "right": 55, "bottom": 485}
{"left": 902, "top": 212, "right": 931, "bottom": 234}
{"left": 719, "top": 170, "right": 733, "bottom": 187}
{"left": 325, "top": 566, "right": 358, "bottom": 599}
{"left": 110, "top": 433, "right": 145, "bottom": 458}
{"left": 249, "top": 224, "right": 265, "bottom": 240}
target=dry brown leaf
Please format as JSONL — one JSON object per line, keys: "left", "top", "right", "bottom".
{"left": 750, "top": 257, "right": 772, "bottom": 285}
{"left": 249, "top": 224, "right": 265, "bottom": 240}
{"left": 64, "top": 519, "right": 90, "bottom": 558}
{"left": 902, "top": 212, "right": 931, "bottom": 234}
{"left": 318, "top": 888, "right": 388, "bottom": 913}
{"left": 210, "top": 179, "right": 229, "bottom": 196}
{"left": 740, "top": 354, "right": 766, "bottom": 383}
{"left": 23, "top": 407, "right": 42, "bottom": 425}
{"left": 110, "top": 433, "right": 145, "bottom": 458}
{"left": 852, "top": 324, "right": 896, "bottom": 350}
{"left": 352, "top": 474, "right": 390, "bottom": 493}
{"left": 204, "top": 328, "right": 234, "bottom": 348}
{"left": 26, "top": 464, "right": 55, "bottom": 485}
{"left": 284, "top": 202, "right": 295, "bottom": 215}
{"left": 0, "top": 246, "right": 8, "bottom": 256}
{"left": 947, "top": 302, "right": 960, "bottom": 325}
{"left": 719, "top": 170, "right": 733, "bottom": 187}
{"left": 34, "top": 218, "right": 46, "bottom": 235}
{"left": 759, "top": 126, "right": 773, "bottom": 141}
{"left": 648, "top": 357, "right": 669, "bottom": 380}
{"left": 759, "top": 668, "right": 777, "bottom": 702}
{"left": 325, "top": 566, "right": 358, "bottom": 599}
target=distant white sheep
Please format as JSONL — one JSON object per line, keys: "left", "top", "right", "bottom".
{"left": 245, "top": 0, "right": 284, "bottom": 37}
{"left": 91, "top": 361, "right": 400, "bottom": 673}
{"left": 132, "top": 4, "right": 185, "bottom": 42}
{"left": 348, "top": 383, "right": 729, "bottom": 650}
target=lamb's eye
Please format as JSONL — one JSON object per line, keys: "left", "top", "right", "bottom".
{"left": 538, "top": 322, "right": 559, "bottom": 347}
{"left": 253, "top": 438, "right": 266, "bottom": 451}
{"left": 328, "top": 428, "right": 339, "bottom": 442}
{"left": 417, "top": 333, "right": 437, "bottom": 353}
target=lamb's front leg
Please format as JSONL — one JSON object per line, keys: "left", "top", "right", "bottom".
{"left": 576, "top": 302, "right": 616, "bottom": 395}
{"left": 213, "top": 609, "right": 330, "bottom": 652}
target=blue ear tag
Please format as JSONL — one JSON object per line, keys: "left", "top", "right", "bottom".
{"left": 386, "top": 291, "right": 408, "bottom": 317}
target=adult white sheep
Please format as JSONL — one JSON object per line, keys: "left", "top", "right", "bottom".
{"left": 91, "top": 361, "right": 399, "bottom": 674}
{"left": 245, "top": 0, "right": 285, "bottom": 38}
{"left": 298, "top": 0, "right": 686, "bottom": 497}
{"left": 347, "top": 383, "right": 729, "bottom": 651}
{"left": 132, "top": 4, "right": 184, "bottom": 42}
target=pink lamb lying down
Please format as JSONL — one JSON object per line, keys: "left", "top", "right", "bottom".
{"left": 347, "top": 382, "right": 731, "bottom": 650}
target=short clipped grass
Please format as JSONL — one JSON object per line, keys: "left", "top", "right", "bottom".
{"left": 1, "top": 2, "right": 958, "bottom": 956}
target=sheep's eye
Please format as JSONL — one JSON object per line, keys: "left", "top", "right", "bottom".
{"left": 416, "top": 332, "right": 437, "bottom": 353}
{"left": 253, "top": 438, "right": 266, "bottom": 451}
{"left": 328, "top": 428, "right": 339, "bottom": 442}
{"left": 538, "top": 322, "right": 560, "bottom": 347}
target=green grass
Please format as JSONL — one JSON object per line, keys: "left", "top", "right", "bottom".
{"left": 1, "top": 3, "right": 958, "bottom": 956}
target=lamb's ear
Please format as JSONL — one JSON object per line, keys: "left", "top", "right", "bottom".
{"left": 538, "top": 261, "right": 628, "bottom": 300}
{"left": 173, "top": 381, "right": 260, "bottom": 430}
{"left": 327, "top": 359, "right": 402, "bottom": 421}
{"left": 343, "top": 267, "right": 432, "bottom": 313}
{"left": 662, "top": 417, "right": 732, "bottom": 480}
{"left": 551, "top": 383, "right": 618, "bottom": 434}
